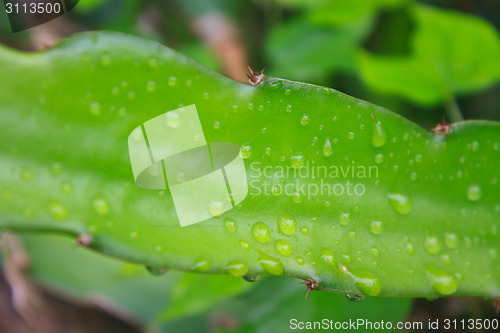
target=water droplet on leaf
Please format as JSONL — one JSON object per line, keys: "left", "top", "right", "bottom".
{"left": 372, "top": 121, "right": 387, "bottom": 147}
{"left": 387, "top": 191, "right": 413, "bottom": 215}
{"left": 274, "top": 239, "right": 293, "bottom": 256}
{"left": 224, "top": 218, "right": 237, "bottom": 232}
{"left": 258, "top": 252, "right": 285, "bottom": 275}
{"left": 252, "top": 222, "right": 271, "bottom": 244}
{"left": 277, "top": 214, "right": 297, "bottom": 236}
{"left": 225, "top": 260, "right": 248, "bottom": 276}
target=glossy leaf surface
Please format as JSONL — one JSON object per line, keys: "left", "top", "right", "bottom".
{"left": 0, "top": 32, "right": 499, "bottom": 298}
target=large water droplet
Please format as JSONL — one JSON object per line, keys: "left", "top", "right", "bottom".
{"left": 467, "top": 184, "right": 482, "bottom": 201}
{"left": 277, "top": 214, "right": 297, "bottom": 236}
{"left": 295, "top": 257, "right": 305, "bottom": 265}
{"left": 146, "top": 80, "right": 157, "bottom": 92}
{"left": 320, "top": 249, "right": 335, "bottom": 266}
{"left": 241, "top": 143, "right": 251, "bottom": 159}
{"left": 168, "top": 76, "right": 177, "bottom": 86}
{"left": 323, "top": 137, "right": 333, "bottom": 156}
{"left": 345, "top": 294, "right": 365, "bottom": 302}
{"left": 90, "top": 102, "right": 101, "bottom": 116}
{"left": 300, "top": 225, "right": 309, "bottom": 235}
{"left": 166, "top": 112, "right": 180, "bottom": 128}
{"left": 271, "top": 185, "right": 281, "bottom": 196}
{"left": 424, "top": 234, "right": 442, "bottom": 255}
{"left": 339, "top": 212, "right": 351, "bottom": 226}
{"left": 240, "top": 240, "right": 251, "bottom": 250}
{"left": 258, "top": 252, "right": 285, "bottom": 275}
{"left": 93, "top": 197, "right": 109, "bottom": 215}
{"left": 387, "top": 191, "right": 413, "bottom": 215}
{"left": 192, "top": 259, "right": 211, "bottom": 272}
{"left": 252, "top": 222, "right": 271, "bottom": 244}
{"left": 424, "top": 264, "right": 458, "bottom": 295}
{"left": 372, "top": 121, "right": 387, "bottom": 147}
{"left": 242, "top": 275, "right": 260, "bottom": 282}
{"left": 441, "top": 253, "right": 451, "bottom": 266}
{"left": 208, "top": 200, "right": 224, "bottom": 216}
{"left": 369, "top": 220, "right": 384, "bottom": 235}
{"left": 342, "top": 253, "right": 352, "bottom": 263}
{"left": 274, "top": 239, "right": 293, "bottom": 256}
{"left": 405, "top": 239, "right": 415, "bottom": 256}
{"left": 300, "top": 114, "right": 309, "bottom": 125}
{"left": 349, "top": 269, "right": 382, "bottom": 296}
{"left": 224, "top": 218, "right": 237, "bottom": 232}
{"left": 370, "top": 246, "right": 380, "bottom": 257}
{"left": 146, "top": 266, "right": 168, "bottom": 276}
{"left": 48, "top": 201, "right": 68, "bottom": 220}
{"left": 292, "top": 191, "right": 303, "bottom": 203}
{"left": 444, "top": 233, "right": 458, "bottom": 249}
{"left": 290, "top": 153, "right": 305, "bottom": 168}
{"left": 225, "top": 260, "right": 248, "bottom": 276}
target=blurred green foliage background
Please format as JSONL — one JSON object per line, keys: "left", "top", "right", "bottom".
{"left": 0, "top": 0, "right": 499, "bottom": 332}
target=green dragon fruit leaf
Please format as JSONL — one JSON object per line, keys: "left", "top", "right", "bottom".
{"left": 0, "top": 32, "right": 499, "bottom": 298}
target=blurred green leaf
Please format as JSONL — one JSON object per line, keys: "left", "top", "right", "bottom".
{"left": 73, "top": 0, "right": 113, "bottom": 14}
{"left": 17, "top": 234, "right": 175, "bottom": 324}
{"left": 214, "top": 277, "right": 412, "bottom": 333}
{"left": 270, "top": 0, "right": 406, "bottom": 25}
{"left": 308, "top": 0, "right": 407, "bottom": 26}
{"left": 3, "top": 234, "right": 262, "bottom": 329}
{"left": 357, "top": 4, "right": 500, "bottom": 105}
{"left": 266, "top": 15, "right": 373, "bottom": 82}
{"left": 180, "top": 42, "right": 221, "bottom": 72}
{"left": 71, "top": 0, "right": 143, "bottom": 34}
{"left": 157, "top": 273, "right": 257, "bottom": 323}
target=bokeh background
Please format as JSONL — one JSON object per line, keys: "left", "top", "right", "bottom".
{"left": 0, "top": 0, "right": 499, "bottom": 332}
